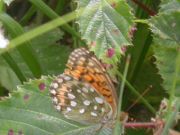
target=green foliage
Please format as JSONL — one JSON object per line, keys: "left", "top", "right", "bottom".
{"left": 0, "top": 0, "right": 179, "bottom": 134}
{"left": 149, "top": 0, "right": 180, "bottom": 134}
{"left": 150, "top": 0, "right": 180, "bottom": 97}
{"left": 0, "top": 59, "right": 21, "bottom": 90}
{"left": 150, "top": 12, "right": 180, "bottom": 44}
{"left": 153, "top": 44, "right": 180, "bottom": 96}
{"left": 0, "top": 76, "right": 111, "bottom": 135}
{"left": 0, "top": 13, "right": 42, "bottom": 78}
{"left": 160, "top": 0, "right": 180, "bottom": 13}
{"left": 0, "top": 29, "right": 70, "bottom": 91}
{"left": 76, "top": 0, "right": 134, "bottom": 58}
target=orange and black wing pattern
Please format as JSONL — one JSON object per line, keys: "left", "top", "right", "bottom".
{"left": 64, "top": 48, "right": 117, "bottom": 114}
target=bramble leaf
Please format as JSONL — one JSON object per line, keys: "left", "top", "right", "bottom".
{"left": 0, "top": 76, "right": 111, "bottom": 135}
{"left": 76, "top": 0, "right": 134, "bottom": 58}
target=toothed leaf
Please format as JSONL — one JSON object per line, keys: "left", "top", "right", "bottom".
{"left": 153, "top": 43, "right": 180, "bottom": 97}
{"left": 149, "top": 11, "right": 180, "bottom": 45}
{"left": 0, "top": 76, "right": 111, "bottom": 135}
{"left": 76, "top": 0, "right": 134, "bottom": 58}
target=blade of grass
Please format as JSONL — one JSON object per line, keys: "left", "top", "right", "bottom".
{"left": 162, "top": 98, "right": 180, "bottom": 135}
{"left": 117, "top": 71, "right": 156, "bottom": 114}
{"left": 55, "top": 0, "right": 65, "bottom": 15}
{"left": 20, "top": 6, "right": 36, "bottom": 25}
{"left": 1, "top": 53, "right": 26, "bottom": 83}
{"left": 161, "top": 53, "right": 180, "bottom": 135}
{"left": 168, "top": 53, "right": 180, "bottom": 111}
{"left": 0, "top": 13, "right": 42, "bottom": 78}
{"left": 28, "top": 0, "right": 81, "bottom": 39}
{"left": 113, "top": 55, "right": 131, "bottom": 135}
{"left": 0, "top": 9, "right": 83, "bottom": 55}
{"left": 0, "top": 1, "right": 5, "bottom": 12}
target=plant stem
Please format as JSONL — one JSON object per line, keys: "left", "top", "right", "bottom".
{"left": 131, "top": 0, "right": 156, "bottom": 16}
{"left": 113, "top": 55, "right": 131, "bottom": 135}
{"left": 124, "top": 121, "right": 163, "bottom": 129}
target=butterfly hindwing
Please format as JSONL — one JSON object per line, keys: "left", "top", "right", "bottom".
{"left": 50, "top": 74, "right": 113, "bottom": 125}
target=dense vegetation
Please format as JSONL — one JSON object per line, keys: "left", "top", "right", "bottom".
{"left": 0, "top": 0, "right": 179, "bottom": 135}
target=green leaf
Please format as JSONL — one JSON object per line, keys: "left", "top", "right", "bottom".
{"left": 76, "top": 0, "right": 134, "bottom": 58}
{"left": 150, "top": 8, "right": 180, "bottom": 96}
{"left": 161, "top": 98, "right": 180, "bottom": 135}
{"left": 131, "top": 55, "right": 165, "bottom": 104}
{"left": 9, "top": 29, "right": 71, "bottom": 78}
{"left": 0, "top": 10, "right": 80, "bottom": 55}
{"left": 0, "top": 76, "right": 111, "bottom": 135}
{"left": 0, "top": 58, "right": 21, "bottom": 91}
{"left": 159, "top": 0, "right": 180, "bottom": 13}
{"left": 149, "top": 11, "right": 180, "bottom": 45}
{"left": 28, "top": 0, "right": 80, "bottom": 39}
{"left": 30, "top": 29, "right": 70, "bottom": 75}
{"left": 153, "top": 44, "right": 180, "bottom": 97}
{"left": 0, "top": 13, "right": 42, "bottom": 78}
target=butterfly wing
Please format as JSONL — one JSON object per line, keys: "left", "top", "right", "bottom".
{"left": 49, "top": 74, "right": 113, "bottom": 125}
{"left": 64, "top": 48, "right": 117, "bottom": 116}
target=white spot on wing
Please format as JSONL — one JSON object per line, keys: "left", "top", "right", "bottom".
{"left": 77, "top": 89, "right": 81, "bottom": 93}
{"left": 70, "top": 101, "right": 77, "bottom": 107}
{"left": 91, "top": 112, "right": 97, "bottom": 117}
{"left": 52, "top": 83, "right": 58, "bottom": 89}
{"left": 88, "top": 62, "right": 94, "bottom": 66}
{"left": 53, "top": 97, "right": 58, "bottom": 104}
{"left": 68, "top": 93, "right": 76, "bottom": 99}
{"left": 50, "top": 89, "right": 56, "bottom": 95}
{"left": 71, "top": 57, "right": 76, "bottom": 61}
{"left": 95, "top": 97, "right": 104, "bottom": 104}
{"left": 83, "top": 100, "right": 91, "bottom": 106}
{"left": 80, "top": 57, "right": 86, "bottom": 61}
{"left": 64, "top": 76, "right": 71, "bottom": 81}
{"left": 94, "top": 105, "right": 97, "bottom": 110}
{"left": 101, "top": 108, "right": 105, "bottom": 112}
{"left": 90, "top": 88, "right": 95, "bottom": 92}
{"left": 67, "top": 107, "right": 72, "bottom": 112}
{"left": 57, "top": 78, "right": 63, "bottom": 83}
{"left": 56, "top": 105, "right": 61, "bottom": 111}
{"left": 79, "top": 108, "right": 85, "bottom": 114}
{"left": 82, "top": 87, "right": 88, "bottom": 93}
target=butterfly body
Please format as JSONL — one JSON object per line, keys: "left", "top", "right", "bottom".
{"left": 49, "top": 48, "right": 117, "bottom": 125}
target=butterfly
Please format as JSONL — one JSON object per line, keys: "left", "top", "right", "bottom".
{"left": 49, "top": 48, "right": 118, "bottom": 125}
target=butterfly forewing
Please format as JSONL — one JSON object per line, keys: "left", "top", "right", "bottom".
{"left": 64, "top": 48, "right": 117, "bottom": 115}
{"left": 50, "top": 74, "right": 113, "bottom": 125}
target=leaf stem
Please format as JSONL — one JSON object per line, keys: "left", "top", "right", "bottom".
{"left": 124, "top": 121, "right": 163, "bottom": 129}
{"left": 113, "top": 55, "right": 131, "bottom": 135}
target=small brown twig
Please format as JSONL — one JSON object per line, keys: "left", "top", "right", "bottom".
{"left": 126, "top": 85, "right": 152, "bottom": 112}
{"left": 131, "top": 0, "right": 157, "bottom": 16}
{"left": 125, "top": 122, "right": 157, "bottom": 128}
{"left": 124, "top": 120, "right": 164, "bottom": 129}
